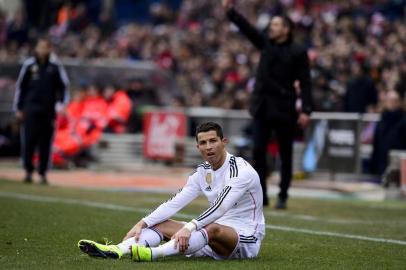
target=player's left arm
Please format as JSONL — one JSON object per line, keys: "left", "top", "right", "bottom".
{"left": 296, "top": 47, "right": 312, "bottom": 128}
{"left": 54, "top": 57, "right": 70, "bottom": 112}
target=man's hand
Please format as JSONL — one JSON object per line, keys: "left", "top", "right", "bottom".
{"left": 172, "top": 227, "right": 191, "bottom": 253}
{"left": 15, "top": 110, "right": 24, "bottom": 123}
{"left": 123, "top": 220, "right": 147, "bottom": 242}
{"left": 297, "top": 113, "right": 310, "bottom": 128}
{"left": 222, "top": 0, "right": 234, "bottom": 11}
{"left": 56, "top": 103, "right": 66, "bottom": 115}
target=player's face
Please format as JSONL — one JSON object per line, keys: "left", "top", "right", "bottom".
{"left": 268, "top": 17, "right": 288, "bottom": 40}
{"left": 196, "top": 130, "right": 228, "bottom": 169}
{"left": 35, "top": 40, "right": 51, "bottom": 60}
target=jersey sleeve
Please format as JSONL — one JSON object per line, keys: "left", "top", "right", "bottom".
{"left": 192, "top": 169, "right": 252, "bottom": 230}
{"left": 13, "top": 60, "right": 31, "bottom": 111}
{"left": 54, "top": 58, "right": 70, "bottom": 105}
{"left": 142, "top": 172, "right": 202, "bottom": 227}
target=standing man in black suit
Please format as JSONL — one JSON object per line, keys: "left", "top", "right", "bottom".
{"left": 222, "top": 0, "right": 312, "bottom": 208}
{"left": 13, "top": 37, "right": 70, "bottom": 184}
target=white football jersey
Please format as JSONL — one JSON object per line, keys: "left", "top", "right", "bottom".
{"left": 143, "top": 152, "right": 265, "bottom": 240}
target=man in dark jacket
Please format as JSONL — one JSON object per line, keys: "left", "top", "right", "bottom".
{"left": 344, "top": 61, "right": 377, "bottom": 113}
{"left": 13, "top": 38, "right": 70, "bottom": 184}
{"left": 222, "top": 0, "right": 312, "bottom": 208}
{"left": 370, "top": 90, "right": 406, "bottom": 176}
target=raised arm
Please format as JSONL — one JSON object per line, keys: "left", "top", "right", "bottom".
{"left": 222, "top": 0, "right": 265, "bottom": 50}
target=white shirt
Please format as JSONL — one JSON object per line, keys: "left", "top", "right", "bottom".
{"left": 143, "top": 152, "right": 265, "bottom": 240}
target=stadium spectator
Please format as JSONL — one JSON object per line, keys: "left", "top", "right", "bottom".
{"left": 0, "top": 0, "right": 405, "bottom": 137}
{"left": 80, "top": 83, "right": 108, "bottom": 130}
{"left": 222, "top": 0, "right": 312, "bottom": 208}
{"left": 344, "top": 61, "right": 377, "bottom": 113}
{"left": 52, "top": 87, "right": 86, "bottom": 167}
{"left": 126, "top": 78, "right": 160, "bottom": 133}
{"left": 68, "top": 3, "right": 90, "bottom": 33}
{"left": 50, "top": 83, "right": 134, "bottom": 167}
{"left": 13, "top": 37, "right": 69, "bottom": 184}
{"left": 78, "top": 121, "right": 265, "bottom": 261}
{"left": 370, "top": 90, "right": 406, "bottom": 176}
{"left": 1, "top": 0, "right": 406, "bottom": 185}
{"left": 0, "top": 9, "right": 7, "bottom": 46}
{"left": 103, "top": 85, "right": 132, "bottom": 134}
{"left": 98, "top": 9, "right": 116, "bottom": 39}
{"left": 0, "top": 120, "right": 20, "bottom": 157}
{"left": 7, "top": 8, "right": 28, "bottom": 47}
{"left": 395, "top": 59, "right": 406, "bottom": 100}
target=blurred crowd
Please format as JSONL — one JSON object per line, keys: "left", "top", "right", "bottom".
{"left": 51, "top": 83, "right": 131, "bottom": 166}
{"left": 1, "top": 0, "right": 406, "bottom": 173}
{"left": 0, "top": 0, "right": 405, "bottom": 112}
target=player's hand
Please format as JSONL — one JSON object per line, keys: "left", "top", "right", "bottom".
{"left": 172, "top": 227, "right": 191, "bottom": 253}
{"left": 222, "top": 0, "right": 234, "bottom": 11}
{"left": 123, "top": 220, "right": 147, "bottom": 242}
{"left": 297, "top": 113, "right": 310, "bottom": 128}
{"left": 15, "top": 110, "right": 24, "bottom": 123}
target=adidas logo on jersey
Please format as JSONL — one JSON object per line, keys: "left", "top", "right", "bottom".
{"left": 205, "top": 186, "right": 212, "bottom": 191}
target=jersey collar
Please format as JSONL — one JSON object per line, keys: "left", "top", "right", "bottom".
{"left": 214, "top": 152, "right": 231, "bottom": 173}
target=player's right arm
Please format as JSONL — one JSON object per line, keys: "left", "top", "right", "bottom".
{"left": 222, "top": 0, "right": 265, "bottom": 50}
{"left": 13, "top": 58, "right": 33, "bottom": 121}
{"left": 123, "top": 172, "right": 202, "bottom": 241}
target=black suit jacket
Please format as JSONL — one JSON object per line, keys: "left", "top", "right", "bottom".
{"left": 227, "top": 8, "right": 312, "bottom": 121}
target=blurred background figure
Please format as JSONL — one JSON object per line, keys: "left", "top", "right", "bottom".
{"left": 370, "top": 90, "right": 406, "bottom": 177}
{"left": 0, "top": 0, "right": 404, "bottom": 178}
{"left": 13, "top": 37, "right": 69, "bottom": 184}
{"left": 222, "top": 0, "right": 312, "bottom": 209}
{"left": 344, "top": 61, "right": 377, "bottom": 113}
{"left": 104, "top": 84, "right": 132, "bottom": 134}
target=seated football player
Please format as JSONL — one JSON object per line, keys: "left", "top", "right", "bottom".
{"left": 78, "top": 122, "right": 265, "bottom": 261}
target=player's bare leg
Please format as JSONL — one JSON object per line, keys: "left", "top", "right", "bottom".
{"left": 153, "top": 219, "right": 185, "bottom": 240}
{"left": 204, "top": 223, "right": 239, "bottom": 257}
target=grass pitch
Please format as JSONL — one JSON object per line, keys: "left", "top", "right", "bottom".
{"left": 1, "top": 179, "right": 405, "bottom": 269}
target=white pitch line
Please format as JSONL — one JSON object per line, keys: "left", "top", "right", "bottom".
{"left": 137, "top": 196, "right": 406, "bottom": 226}
{"left": 1, "top": 191, "right": 406, "bottom": 246}
{"left": 268, "top": 225, "right": 406, "bottom": 246}
{"left": 265, "top": 211, "right": 406, "bottom": 225}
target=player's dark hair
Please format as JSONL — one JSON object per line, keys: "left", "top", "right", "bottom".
{"left": 195, "top": 122, "right": 224, "bottom": 141}
{"left": 36, "top": 36, "right": 51, "bottom": 46}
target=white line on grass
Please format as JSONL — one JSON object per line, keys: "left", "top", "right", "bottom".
{"left": 134, "top": 196, "right": 406, "bottom": 226}
{"left": 1, "top": 191, "right": 406, "bottom": 246}
{"left": 265, "top": 211, "right": 406, "bottom": 225}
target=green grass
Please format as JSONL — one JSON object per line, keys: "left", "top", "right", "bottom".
{"left": 1, "top": 179, "right": 406, "bottom": 269}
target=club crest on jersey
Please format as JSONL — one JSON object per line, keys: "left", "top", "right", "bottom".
{"left": 205, "top": 172, "right": 212, "bottom": 185}
{"left": 31, "top": 65, "right": 39, "bottom": 73}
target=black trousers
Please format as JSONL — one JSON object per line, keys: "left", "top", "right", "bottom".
{"left": 21, "top": 112, "right": 54, "bottom": 176}
{"left": 252, "top": 113, "right": 296, "bottom": 205}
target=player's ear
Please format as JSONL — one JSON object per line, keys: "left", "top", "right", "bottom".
{"left": 222, "top": 138, "right": 228, "bottom": 145}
